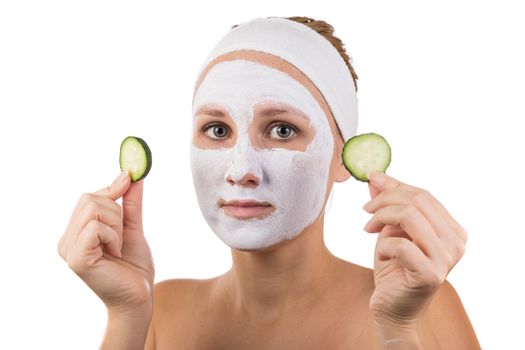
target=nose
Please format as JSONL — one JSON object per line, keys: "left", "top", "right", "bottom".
{"left": 226, "top": 172, "right": 260, "bottom": 188}
{"left": 224, "top": 136, "right": 263, "bottom": 188}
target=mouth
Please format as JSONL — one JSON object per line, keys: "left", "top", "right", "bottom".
{"left": 218, "top": 199, "right": 275, "bottom": 219}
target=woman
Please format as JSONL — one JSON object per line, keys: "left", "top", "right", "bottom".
{"left": 57, "top": 16, "right": 480, "bottom": 349}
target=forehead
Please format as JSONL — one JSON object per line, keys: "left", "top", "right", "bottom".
{"left": 194, "top": 101, "right": 311, "bottom": 122}
{"left": 192, "top": 59, "right": 317, "bottom": 117}
{"left": 193, "top": 51, "right": 326, "bottom": 111}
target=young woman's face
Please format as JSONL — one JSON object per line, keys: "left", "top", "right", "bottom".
{"left": 190, "top": 52, "right": 346, "bottom": 251}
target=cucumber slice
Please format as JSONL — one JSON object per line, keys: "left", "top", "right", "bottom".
{"left": 342, "top": 133, "right": 391, "bottom": 182}
{"left": 119, "top": 136, "right": 152, "bottom": 182}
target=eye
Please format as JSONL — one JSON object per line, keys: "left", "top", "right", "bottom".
{"left": 202, "top": 122, "right": 230, "bottom": 141}
{"left": 269, "top": 123, "right": 297, "bottom": 142}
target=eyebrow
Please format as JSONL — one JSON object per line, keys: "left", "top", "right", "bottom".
{"left": 194, "top": 105, "right": 309, "bottom": 120}
{"left": 194, "top": 107, "right": 227, "bottom": 118}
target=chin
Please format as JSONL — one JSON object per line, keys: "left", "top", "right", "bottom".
{"left": 230, "top": 235, "right": 295, "bottom": 254}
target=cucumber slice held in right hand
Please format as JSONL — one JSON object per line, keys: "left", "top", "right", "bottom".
{"left": 342, "top": 132, "right": 391, "bottom": 182}
{"left": 119, "top": 136, "right": 152, "bottom": 182}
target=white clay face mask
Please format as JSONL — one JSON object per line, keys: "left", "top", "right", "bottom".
{"left": 190, "top": 59, "right": 334, "bottom": 250}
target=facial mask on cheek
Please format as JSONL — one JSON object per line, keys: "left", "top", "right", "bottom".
{"left": 190, "top": 60, "right": 334, "bottom": 250}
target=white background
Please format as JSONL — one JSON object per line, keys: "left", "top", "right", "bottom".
{"left": 1, "top": 1, "right": 523, "bottom": 349}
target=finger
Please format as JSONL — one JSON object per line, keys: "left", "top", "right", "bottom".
{"left": 59, "top": 177, "right": 126, "bottom": 261}
{"left": 91, "top": 198, "right": 124, "bottom": 251}
{"left": 368, "top": 172, "right": 407, "bottom": 193}
{"left": 365, "top": 204, "right": 446, "bottom": 260}
{"left": 364, "top": 188, "right": 466, "bottom": 254}
{"left": 81, "top": 220, "right": 121, "bottom": 257}
{"left": 67, "top": 220, "right": 121, "bottom": 273}
{"left": 380, "top": 224, "right": 413, "bottom": 241}
{"left": 93, "top": 171, "right": 131, "bottom": 201}
{"left": 62, "top": 198, "right": 123, "bottom": 258}
{"left": 122, "top": 179, "right": 144, "bottom": 233}
{"left": 375, "top": 236, "right": 431, "bottom": 273}
{"left": 366, "top": 174, "right": 467, "bottom": 244}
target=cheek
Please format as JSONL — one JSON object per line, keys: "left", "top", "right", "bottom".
{"left": 190, "top": 147, "right": 232, "bottom": 187}
{"left": 273, "top": 152, "right": 331, "bottom": 217}
{"left": 291, "top": 152, "right": 326, "bottom": 173}
{"left": 257, "top": 150, "right": 330, "bottom": 198}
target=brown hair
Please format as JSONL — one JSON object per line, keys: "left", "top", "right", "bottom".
{"left": 231, "top": 16, "right": 359, "bottom": 92}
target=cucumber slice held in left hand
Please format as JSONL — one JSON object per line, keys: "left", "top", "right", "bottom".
{"left": 119, "top": 136, "right": 152, "bottom": 182}
{"left": 342, "top": 132, "right": 391, "bottom": 182}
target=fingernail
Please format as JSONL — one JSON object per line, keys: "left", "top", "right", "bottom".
{"left": 363, "top": 201, "right": 372, "bottom": 211}
{"left": 117, "top": 171, "right": 129, "bottom": 184}
{"left": 370, "top": 172, "right": 386, "bottom": 186}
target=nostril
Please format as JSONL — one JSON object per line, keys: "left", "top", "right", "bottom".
{"left": 244, "top": 179, "right": 259, "bottom": 188}
{"left": 226, "top": 172, "right": 260, "bottom": 187}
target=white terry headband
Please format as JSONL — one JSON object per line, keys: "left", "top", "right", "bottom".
{"left": 193, "top": 16, "right": 358, "bottom": 142}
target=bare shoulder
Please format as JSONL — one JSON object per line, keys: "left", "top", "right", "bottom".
{"left": 337, "top": 259, "right": 376, "bottom": 293}
{"left": 154, "top": 277, "right": 216, "bottom": 301}
{"left": 426, "top": 279, "right": 481, "bottom": 349}
{"left": 152, "top": 276, "right": 220, "bottom": 317}
{"left": 149, "top": 276, "right": 222, "bottom": 348}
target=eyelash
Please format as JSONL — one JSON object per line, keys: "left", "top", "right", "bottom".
{"left": 201, "top": 121, "right": 299, "bottom": 143}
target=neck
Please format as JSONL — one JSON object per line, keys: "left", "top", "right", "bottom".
{"left": 222, "top": 213, "right": 345, "bottom": 323}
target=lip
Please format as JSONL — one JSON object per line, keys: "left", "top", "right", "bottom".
{"left": 219, "top": 199, "right": 274, "bottom": 219}
{"left": 220, "top": 199, "right": 272, "bottom": 207}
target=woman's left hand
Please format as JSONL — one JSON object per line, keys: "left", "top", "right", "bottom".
{"left": 362, "top": 171, "right": 468, "bottom": 328}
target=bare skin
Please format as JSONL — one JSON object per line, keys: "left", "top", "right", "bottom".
{"left": 57, "top": 49, "right": 480, "bottom": 349}
{"left": 143, "top": 50, "right": 481, "bottom": 349}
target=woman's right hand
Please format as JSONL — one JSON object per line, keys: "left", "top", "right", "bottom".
{"left": 57, "top": 171, "right": 155, "bottom": 315}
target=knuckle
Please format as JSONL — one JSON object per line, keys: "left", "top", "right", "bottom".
{"left": 57, "top": 241, "right": 65, "bottom": 260}
{"left": 85, "top": 200, "right": 100, "bottom": 216}
{"left": 57, "top": 235, "right": 68, "bottom": 252}
{"left": 80, "top": 192, "right": 94, "bottom": 203}
{"left": 66, "top": 254, "right": 81, "bottom": 273}
{"left": 456, "top": 240, "right": 466, "bottom": 259}
{"left": 459, "top": 225, "right": 468, "bottom": 244}
{"left": 83, "top": 220, "right": 104, "bottom": 237}
{"left": 403, "top": 205, "right": 419, "bottom": 221}
{"left": 425, "top": 269, "right": 444, "bottom": 289}
{"left": 86, "top": 218, "right": 100, "bottom": 229}
{"left": 101, "top": 200, "right": 122, "bottom": 225}
{"left": 397, "top": 238, "right": 412, "bottom": 255}
{"left": 411, "top": 189, "right": 430, "bottom": 206}
{"left": 444, "top": 251, "right": 454, "bottom": 267}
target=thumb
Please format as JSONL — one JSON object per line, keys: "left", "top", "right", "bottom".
{"left": 122, "top": 178, "right": 144, "bottom": 232}
{"left": 93, "top": 171, "right": 131, "bottom": 200}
